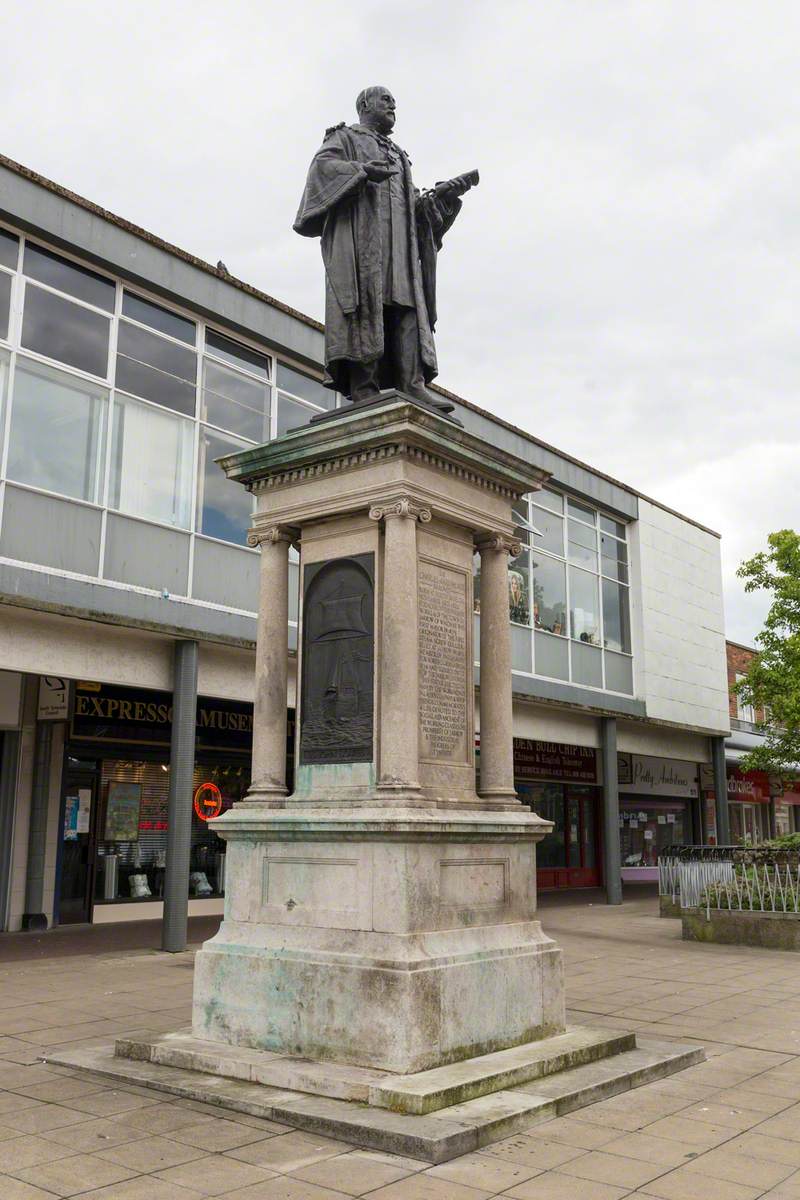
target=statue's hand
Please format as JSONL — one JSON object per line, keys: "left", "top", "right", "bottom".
{"left": 363, "top": 159, "right": 399, "bottom": 183}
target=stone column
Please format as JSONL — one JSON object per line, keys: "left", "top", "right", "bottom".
{"left": 477, "top": 533, "right": 521, "bottom": 803}
{"left": 244, "top": 525, "right": 297, "bottom": 805}
{"left": 369, "top": 498, "right": 431, "bottom": 800}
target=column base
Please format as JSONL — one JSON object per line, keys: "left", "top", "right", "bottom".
{"left": 237, "top": 782, "right": 288, "bottom": 807}
{"left": 192, "top": 804, "right": 560, "bottom": 1075}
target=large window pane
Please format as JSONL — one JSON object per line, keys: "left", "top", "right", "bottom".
{"left": 569, "top": 565, "right": 600, "bottom": 645}
{"left": 197, "top": 426, "right": 254, "bottom": 545}
{"left": 277, "top": 363, "right": 333, "bottom": 409}
{"left": 22, "top": 285, "right": 110, "bottom": 377}
{"left": 568, "top": 498, "right": 596, "bottom": 525}
{"left": 0, "top": 348, "right": 9, "bottom": 443}
{"left": 568, "top": 518, "right": 598, "bottom": 569}
{"left": 277, "top": 393, "right": 318, "bottom": 436}
{"left": 600, "top": 514, "right": 626, "bottom": 539}
{"left": 531, "top": 554, "right": 566, "bottom": 635}
{"left": 508, "top": 549, "right": 530, "bottom": 624}
{"left": 122, "top": 291, "right": 195, "bottom": 344}
{"left": 116, "top": 321, "right": 196, "bottom": 416}
{"left": 24, "top": 242, "right": 114, "bottom": 311}
{"left": 511, "top": 624, "right": 532, "bottom": 672}
{"left": 572, "top": 640, "right": 602, "bottom": 687}
{"left": 601, "top": 533, "right": 628, "bottom": 583}
{"left": 605, "top": 650, "right": 633, "bottom": 695}
{"left": 0, "top": 228, "right": 19, "bottom": 270}
{"left": 0, "top": 272, "right": 10, "bottom": 341}
{"left": 532, "top": 486, "right": 563, "bottom": 514}
{"left": 202, "top": 359, "right": 268, "bottom": 441}
{"left": 110, "top": 393, "right": 192, "bottom": 527}
{"left": 534, "top": 630, "right": 569, "bottom": 680}
{"left": 206, "top": 330, "right": 269, "bottom": 379}
{"left": 602, "top": 577, "right": 631, "bottom": 652}
{"left": 528, "top": 784, "right": 566, "bottom": 866}
{"left": 8, "top": 357, "right": 106, "bottom": 501}
{"left": 531, "top": 505, "right": 564, "bottom": 556}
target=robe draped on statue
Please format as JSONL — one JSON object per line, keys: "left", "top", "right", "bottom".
{"left": 293, "top": 122, "right": 461, "bottom": 397}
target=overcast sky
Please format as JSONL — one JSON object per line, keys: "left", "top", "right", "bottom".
{"left": 3, "top": 0, "right": 798, "bottom": 644}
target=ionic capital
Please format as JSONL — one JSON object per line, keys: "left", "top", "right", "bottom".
{"left": 476, "top": 533, "right": 522, "bottom": 557}
{"left": 246, "top": 524, "right": 300, "bottom": 550}
{"left": 368, "top": 497, "right": 432, "bottom": 524}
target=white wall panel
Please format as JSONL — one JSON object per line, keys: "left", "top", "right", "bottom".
{"left": 636, "top": 500, "right": 729, "bottom": 733}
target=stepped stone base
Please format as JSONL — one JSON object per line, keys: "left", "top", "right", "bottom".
{"left": 47, "top": 1031, "right": 704, "bottom": 1163}
{"left": 116, "top": 1024, "right": 634, "bottom": 1114}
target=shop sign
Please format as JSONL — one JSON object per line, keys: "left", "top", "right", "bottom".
{"left": 38, "top": 676, "right": 69, "bottom": 721}
{"left": 618, "top": 754, "right": 698, "bottom": 798}
{"left": 513, "top": 740, "right": 598, "bottom": 783}
{"left": 194, "top": 782, "right": 223, "bottom": 821}
{"left": 727, "top": 768, "right": 770, "bottom": 803}
{"left": 71, "top": 683, "right": 254, "bottom": 751}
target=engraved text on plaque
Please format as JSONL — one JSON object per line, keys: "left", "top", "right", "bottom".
{"left": 418, "top": 561, "right": 468, "bottom": 762}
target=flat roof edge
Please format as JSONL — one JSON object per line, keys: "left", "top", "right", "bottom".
{"left": 0, "top": 152, "right": 720, "bottom": 541}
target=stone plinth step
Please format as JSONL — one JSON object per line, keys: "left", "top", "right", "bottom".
{"left": 114, "top": 1025, "right": 634, "bottom": 1114}
{"left": 368, "top": 1026, "right": 635, "bottom": 1113}
{"left": 45, "top": 1035, "right": 704, "bottom": 1164}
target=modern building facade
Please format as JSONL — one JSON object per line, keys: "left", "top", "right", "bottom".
{"left": 724, "top": 640, "right": 800, "bottom": 842}
{"left": 0, "top": 153, "right": 732, "bottom": 931}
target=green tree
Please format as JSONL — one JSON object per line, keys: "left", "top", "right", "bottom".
{"left": 734, "top": 530, "right": 800, "bottom": 778}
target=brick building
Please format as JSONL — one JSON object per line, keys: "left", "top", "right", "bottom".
{"left": 725, "top": 640, "right": 800, "bottom": 841}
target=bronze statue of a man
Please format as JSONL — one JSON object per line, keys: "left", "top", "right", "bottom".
{"left": 294, "top": 86, "right": 477, "bottom": 412}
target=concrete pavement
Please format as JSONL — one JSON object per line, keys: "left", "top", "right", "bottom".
{"left": 2, "top": 892, "right": 800, "bottom": 1197}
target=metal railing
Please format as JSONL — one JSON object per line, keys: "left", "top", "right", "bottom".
{"left": 660, "top": 845, "right": 800, "bottom": 914}
{"left": 704, "top": 857, "right": 800, "bottom": 915}
{"left": 659, "top": 845, "right": 737, "bottom": 910}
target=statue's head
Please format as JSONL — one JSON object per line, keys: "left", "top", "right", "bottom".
{"left": 356, "top": 86, "right": 396, "bottom": 134}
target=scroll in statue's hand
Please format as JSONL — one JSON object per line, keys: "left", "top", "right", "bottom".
{"left": 363, "top": 159, "right": 400, "bottom": 183}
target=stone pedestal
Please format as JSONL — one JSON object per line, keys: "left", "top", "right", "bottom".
{"left": 192, "top": 393, "right": 565, "bottom": 1074}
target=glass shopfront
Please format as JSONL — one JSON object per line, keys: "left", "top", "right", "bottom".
{"left": 727, "top": 767, "right": 771, "bottom": 844}
{"left": 56, "top": 681, "right": 288, "bottom": 924}
{"left": 618, "top": 753, "right": 699, "bottom": 880}
{"left": 514, "top": 740, "right": 601, "bottom": 889}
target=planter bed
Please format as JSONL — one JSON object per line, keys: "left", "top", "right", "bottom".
{"left": 682, "top": 906, "right": 800, "bottom": 951}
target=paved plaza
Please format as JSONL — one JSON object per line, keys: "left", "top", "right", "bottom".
{"left": 3, "top": 892, "right": 800, "bottom": 1198}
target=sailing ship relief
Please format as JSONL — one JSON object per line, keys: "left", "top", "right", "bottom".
{"left": 299, "top": 554, "right": 375, "bottom": 765}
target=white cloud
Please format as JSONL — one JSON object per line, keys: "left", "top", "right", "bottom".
{"left": 2, "top": 0, "right": 798, "bottom": 642}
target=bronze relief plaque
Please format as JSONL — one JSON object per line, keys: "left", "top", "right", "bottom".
{"left": 300, "top": 553, "right": 374, "bottom": 765}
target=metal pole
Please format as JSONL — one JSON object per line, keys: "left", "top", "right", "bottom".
{"left": 711, "top": 735, "right": 730, "bottom": 846}
{"left": 162, "top": 640, "right": 199, "bottom": 953}
{"left": 22, "top": 720, "right": 52, "bottom": 931}
{"left": 602, "top": 717, "right": 622, "bottom": 904}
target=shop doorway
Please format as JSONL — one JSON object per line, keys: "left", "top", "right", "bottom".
{"left": 729, "top": 802, "right": 767, "bottom": 845}
{"left": 518, "top": 782, "right": 600, "bottom": 889}
{"left": 58, "top": 766, "right": 99, "bottom": 924}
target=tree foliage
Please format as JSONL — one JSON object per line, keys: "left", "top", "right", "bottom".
{"left": 734, "top": 530, "right": 800, "bottom": 778}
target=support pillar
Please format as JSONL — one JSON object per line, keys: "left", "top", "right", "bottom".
{"left": 369, "top": 498, "right": 429, "bottom": 799}
{"left": 476, "top": 534, "right": 521, "bottom": 804}
{"left": 244, "top": 525, "right": 296, "bottom": 804}
{"left": 22, "top": 720, "right": 52, "bottom": 931}
{"left": 711, "top": 735, "right": 730, "bottom": 845}
{"left": 601, "top": 717, "right": 622, "bottom": 905}
{"left": 162, "top": 639, "right": 198, "bottom": 953}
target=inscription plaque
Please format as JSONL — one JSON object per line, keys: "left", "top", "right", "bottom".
{"left": 418, "top": 560, "right": 468, "bottom": 762}
{"left": 300, "top": 554, "right": 374, "bottom": 765}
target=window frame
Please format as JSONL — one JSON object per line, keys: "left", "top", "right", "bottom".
{"left": 508, "top": 487, "right": 634, "bottom": 696}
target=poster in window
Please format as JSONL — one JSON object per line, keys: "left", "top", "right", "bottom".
{"left": 105, "top": 782, "right": 141, "bottom": 841}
